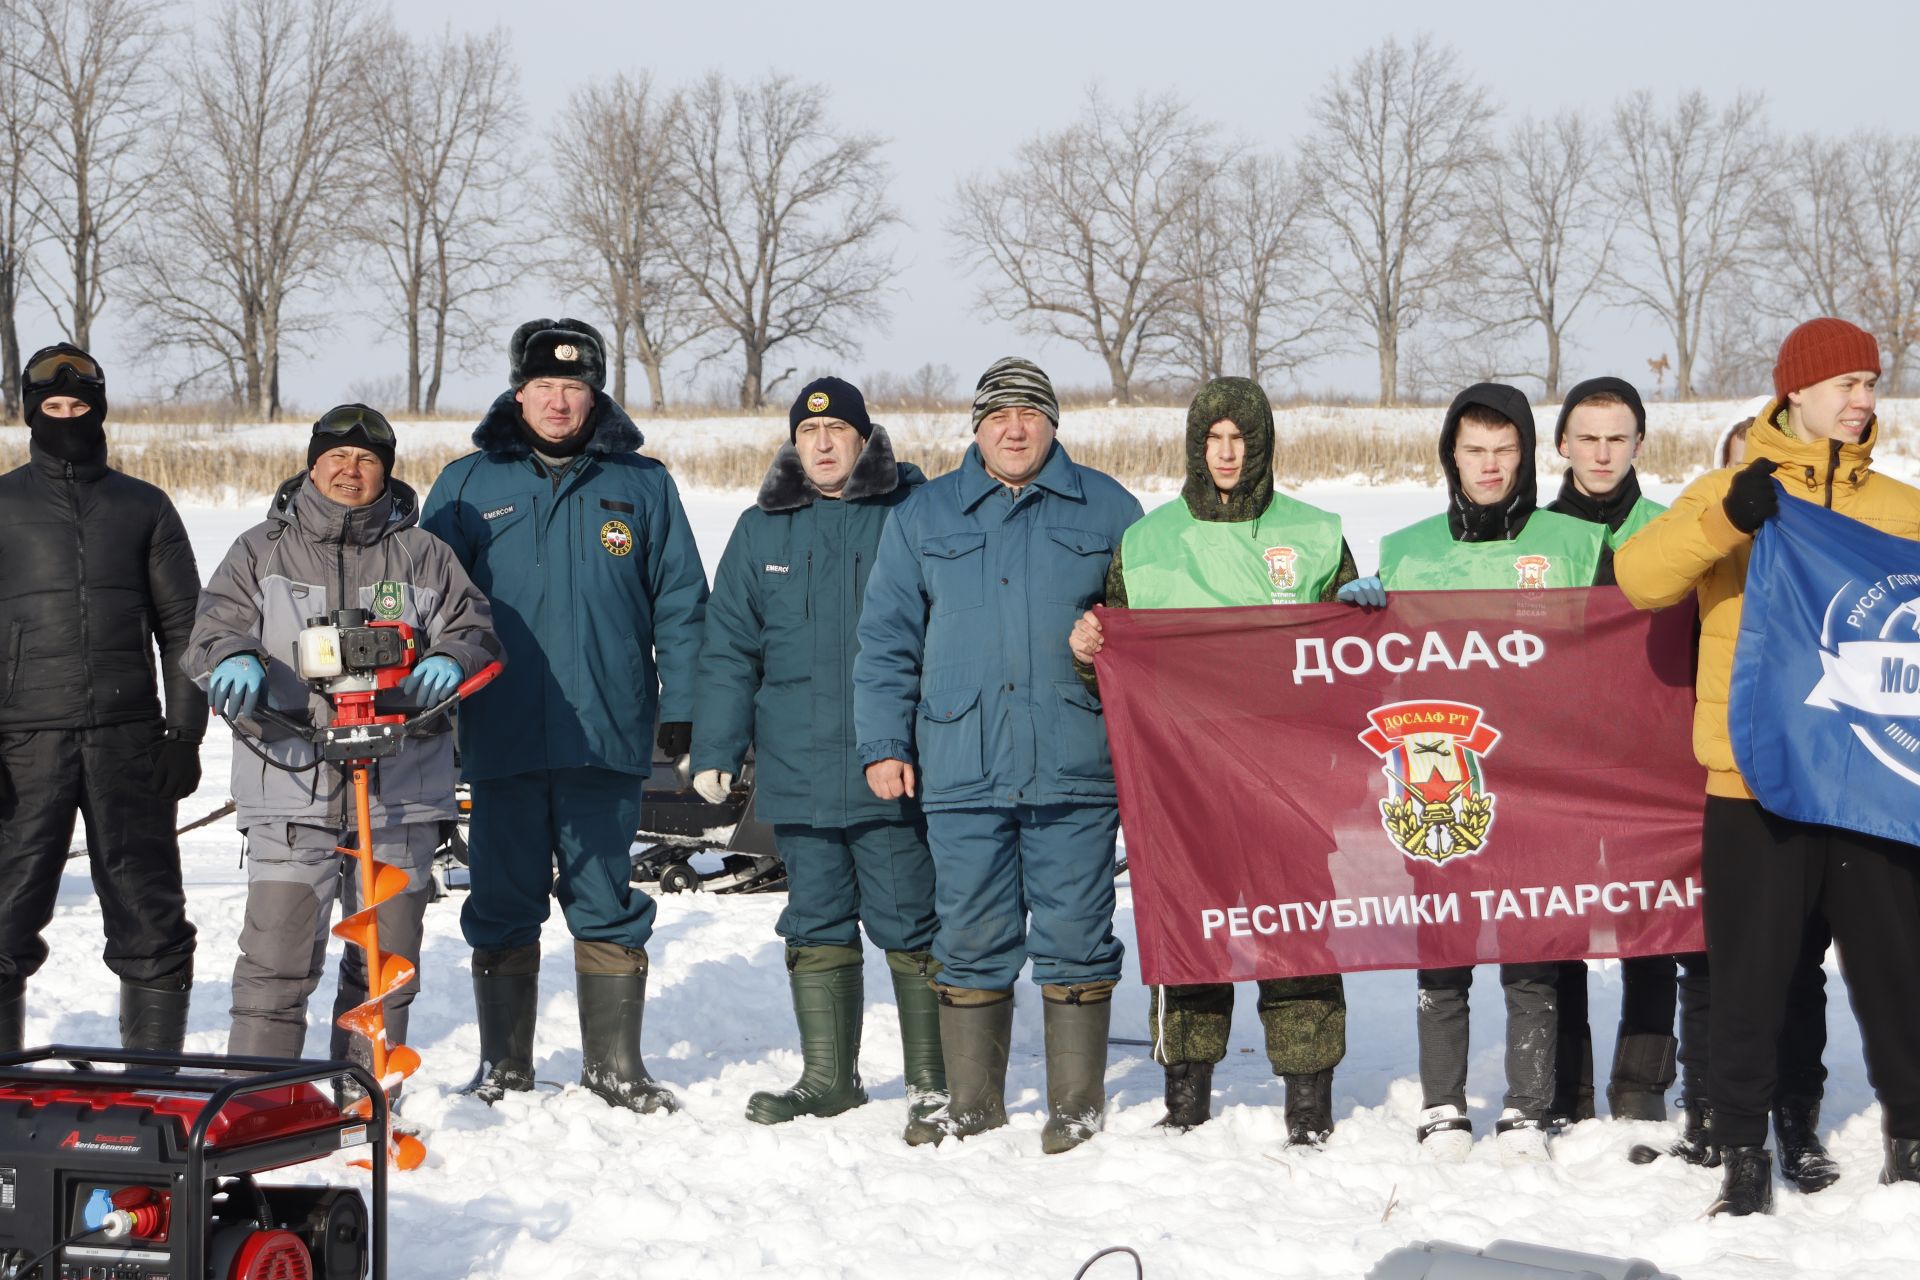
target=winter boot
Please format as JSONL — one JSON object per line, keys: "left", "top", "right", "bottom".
{"left": 1284, "top": 1070, "right": 1335, "bottom": 1147}
{"left": 746, "top": 946, "right": 869, "bottom": 1125}
{"left": 1773, "top": 1100, "right": 1841, "bottom": 1194}
{"left": 120, "top": 972, "right": 192, "bottom": 1072}
{"left": 1882, "top": 1136, "right": 1920, "bottom": 1185}
{"left": 1417, "top": 1104, "right": 1473, "bottom": 1163}
{"left": 464, "top": 945, "right": 538, "bottom": 1103}
{"left": 887, "top": 951, "right": 947, "bottom": 1146}
{"left": 1040, "top": 983, "right": 1113, "bottom": 1155}
{"left": 576, "top": 942, "right": 679, "bottom": 1114}
{"left": 934, "top": 986, "right": 1013, "bottom": 1140}
{"left": 1708, "top": 1145, "right": 1775, "bottom": 1216}
{"left": 1155, "top": 1062, "right": 1213, "bottom": 1132}
{"left": 1496, "top": 1108, "right": 1552, "bottom": 1165}
{"left": 1629, "top": 1102, "right": 1718, "bottom": 1167}
{"left": 0, "top": 979, "right": 23, "bottom": 1055}
{"left": 1606, "top": 1032, "right": 1676, "bottom": 1122}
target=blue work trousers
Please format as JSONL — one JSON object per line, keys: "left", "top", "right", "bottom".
{"left": 775, "top": 820, "right": 939, "bottom": 953}
{"left": 926, "top": 803, "right": 1122, "bottom": 990}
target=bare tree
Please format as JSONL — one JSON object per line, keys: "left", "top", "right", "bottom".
{"left": 126, "top": 0, "right": 371, "bottom": 415}
{"left": 951, "top": 88, "right": 1222, "bottom": 402}
{"left": 1218, "top": 153, "right": 1329, "bottom": 387}
{"left": 546, "top": 73, "right": 711, "bottom": 411}
{"left": 1299, "top": 35, "right": 1495, "bottom": 405}
{"left": 1607, "top": 89, "right": 1770, "bottom": 399}
{"left": 358, "top": 23, "right": 522, "bottom": 414}
{"left": 668, "top": 72, "right": 899, "bottom": 409}
{"left": 1756, "top": 133, "right": 1857, "bottom": 323}
{"left": 5, "top": 0, "right": 169, "bottom": 349}
{"left": 0, "top": 8, "right": 45, "bottom": 416}
{"left": 1467, "top": 111, "right": 1614, "bottom": 397}
{"left": 1849, "top": 132, "right": 1920, "bottom": 393}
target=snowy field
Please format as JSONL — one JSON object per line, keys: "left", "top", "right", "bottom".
{"left": 19, "top": 479, "right": 1920, "bottom": 1279}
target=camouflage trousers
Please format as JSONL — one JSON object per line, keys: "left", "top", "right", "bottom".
{"left": 1148, "top": 975, "right": 1346, "bottom": 1074}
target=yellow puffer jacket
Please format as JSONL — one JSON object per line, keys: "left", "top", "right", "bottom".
{"left": 1614, "top": 402, "right": 1920, "bottom": 799}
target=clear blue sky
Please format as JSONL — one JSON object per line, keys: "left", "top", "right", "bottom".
{"left": 32, "top": 0, "right": 1920, "bottom": 413}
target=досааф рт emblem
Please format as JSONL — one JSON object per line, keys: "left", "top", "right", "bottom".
{"left": 1359, "top": 700, "right": 1500, "bottom": 864}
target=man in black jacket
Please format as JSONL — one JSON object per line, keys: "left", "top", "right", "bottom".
{"left": 0, "top": 344, "right": 206, "bottom": 1054}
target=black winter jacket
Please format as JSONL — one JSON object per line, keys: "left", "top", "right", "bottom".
{"left": 0, "top": 445, "right": 207, "bottom": 740}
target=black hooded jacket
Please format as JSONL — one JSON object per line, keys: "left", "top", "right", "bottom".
{"left": 1439, "top": 382, "right": 1539, "bottom": 543}
{"left": 0, "top": 444, "right": 206, "bottom": 738}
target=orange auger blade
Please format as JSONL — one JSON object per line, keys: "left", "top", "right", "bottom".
{"left": 334, "top": 764, "right": 426, "bottom": 1170}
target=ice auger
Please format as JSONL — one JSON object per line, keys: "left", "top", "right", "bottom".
{"left": 227, "top": 608, "right": 501, "bottom": 1171}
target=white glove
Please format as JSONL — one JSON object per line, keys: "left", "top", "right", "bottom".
{"left": 692, "top": 769, "right": 734, "bottom": 805}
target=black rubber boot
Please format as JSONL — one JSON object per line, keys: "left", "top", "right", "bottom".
{"left": 934, "top": 988, "right": 1013, "bottom": 1141}
{"left": 1883, "top": 1136, "right": 1920, "bottom": 1185}
{"left": 1708, "top": 1145, "right": 1775, "bottom": 1216}
{"left": 1040, "top": 984, "right": 1112, "bottom": 1155}
{"left": 746, "top": 949, "right": 869, "bottom": 1125}
{"left": 1773, "top": 1101, "right": 1840, "bottom": 1194}
{"left": 0, "top": 979, "right": 23, "bottom": 1055}
{"left": 1629, "top": 1103, "right": 1719, "bottom": 1167}
{"left": 577, "top": 963, "right": 679, "bottom": 1115}
{"left": 1155, "top": 1061, "right": 1213, "bottom": 1132}
{"left": 1284, "top": 1069, "right": 1335, "bottom": 1148}
{"left": 465, "top": 945, "right": 538, "bottom": 1103}
{"left": 1606, "top": 1032, "right": 1676, "bottom": 1122}
{"left": 120, "top": 972, "right": 192, "bottom": 1061}
{"left": 888, "top": 951, "right": 947, "bottom": 1147}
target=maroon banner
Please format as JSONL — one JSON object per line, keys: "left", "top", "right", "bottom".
{"left": 1094, "top": 588, "right": 1707, "bottom": 984}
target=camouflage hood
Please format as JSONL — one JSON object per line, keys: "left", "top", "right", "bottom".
{"left": 1180, "top": 377, "right": 1274, "bottom": 522}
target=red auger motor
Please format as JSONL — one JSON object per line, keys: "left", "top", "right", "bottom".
{"left": 0, "top": 1047, "right": 389, "bottom": 1279}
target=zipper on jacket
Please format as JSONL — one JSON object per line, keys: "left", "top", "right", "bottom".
{"left": 804, "top": 550, "right": 813, "bottom": 619}
{"left": 67, "top": 463, "right": 95, "bottom": 721}
{"left": 1825, "top": 440, "right": 1839, "bottom": 509}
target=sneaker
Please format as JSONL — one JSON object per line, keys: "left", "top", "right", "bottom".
{"left": 1418, "top": 1104, "right": 1473, "bottom": 1162}
{"left": 1495, "top": 1107, "right": 1551, "bottom": 1165}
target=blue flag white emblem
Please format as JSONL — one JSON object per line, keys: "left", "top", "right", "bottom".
{"left": 1730, "top": 486, "right": 1920, "bottom": 846}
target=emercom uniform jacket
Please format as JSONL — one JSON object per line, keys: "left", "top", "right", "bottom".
{"left": 692, "top": 426, "right": 926, "bottom": 828}
{"left": 421, "top": 392, "right": 708, "bottom": 781}
{"left": 0, "top": 444, "right": 205, "bottom": 741}
{"left": 1614, "top": 404, "right": 1920, "bottom": 800}
{"left": 185, "top": 475, "right": 501, "bottom": 828}
{"left": 853, "top": 440, "right": 1143, "bottom": 811}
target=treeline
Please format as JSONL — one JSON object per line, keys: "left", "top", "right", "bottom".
{"left": 1, "top": 7, "right": 1914, "bottom": 419}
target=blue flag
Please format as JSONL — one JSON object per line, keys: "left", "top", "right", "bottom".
{"left": 1730, "top": 486, "right": 1920, "bottom": 846}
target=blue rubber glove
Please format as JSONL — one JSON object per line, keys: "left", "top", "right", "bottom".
{"left": 1336, "top": 576, "right": 1387, "bottom": 609}
{"left": 403, "top": 655, "right": 463, "bottom": 706}
{"left": 208, "top": 655, "right": 266, "bottom": 720}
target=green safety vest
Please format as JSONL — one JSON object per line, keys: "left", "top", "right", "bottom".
{"left": 1378, "top": 509, "right": 1607, "bottom": 591}
{"left": 1608, "top": 495, "right": 1667, "bottom": 550}
{"left": 1121, "top": 491, "right": 1345, "bottom": 608}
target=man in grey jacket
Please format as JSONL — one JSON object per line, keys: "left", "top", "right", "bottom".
{"left": 185, "top": 406, "right": 501, "bottom": 1065}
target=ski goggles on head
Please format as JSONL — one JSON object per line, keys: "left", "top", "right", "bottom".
{"left": 312, "top": 404, "right": 396, "bottom": 444}
{"left": 24, "top": 349, "right": 104, "bottom": 390}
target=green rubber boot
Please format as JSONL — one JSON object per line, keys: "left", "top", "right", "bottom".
{"left": 1040, "top": 982, "right": 1114, "bottom": 1155}
{"left": 935, "top": 985, "right": 1013, "bottom": 1140}
{"left": 888, "top": 950, "right": 947, "bottom": 1146}
{"left": 746, "top": 945, "right": 869, "bottom": 1125}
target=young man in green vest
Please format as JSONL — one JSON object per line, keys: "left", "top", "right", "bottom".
{"left": 1541, "top": 378, "right": 1677, "bottom": 1125}
{"left": 1377, "top": 382, "right": 1606, "bottom": 1164}
{"left": 1068, "top": 376, "right": 1376, "bottom": 1145}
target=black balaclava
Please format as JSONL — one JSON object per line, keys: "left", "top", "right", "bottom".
{"left": 1181, "top": 376, "right": 1274, "bottom": 522}
{"left": 1438, "top": 382, "right": 1538, "bottom": 543}
{"left": 23, "top": 342, "right": 108, "bottom": 466}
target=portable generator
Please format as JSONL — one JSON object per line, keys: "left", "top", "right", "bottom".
{"left": 0, "top": 1047, "right": 387, "bottom": 1280}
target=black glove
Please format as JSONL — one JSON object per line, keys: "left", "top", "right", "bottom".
{"left": 151, "top": 736, "right": 203, "bottom": 802}
{"left": 1723, "top": 458, "right": 1781, "bottom": 534}
{"left": 656, "top": 721, "right": 692, "bottom": 759}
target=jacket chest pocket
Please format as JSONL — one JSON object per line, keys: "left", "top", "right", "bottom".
{"left": 585, "top": 500, "right": 643, "bottom": 565}
{"left": 919, "top": 532, "right": 987, "bottom": 616}
{"left": 1042, "top": 526, "right": 1113, "bottom": 605}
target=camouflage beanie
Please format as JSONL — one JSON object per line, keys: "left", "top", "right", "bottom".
{"left": 1181, "top": 376, "right": 1274, "bottom": 522}
{"left": 971, "top": 356, "right": 1058, "bottom": 430}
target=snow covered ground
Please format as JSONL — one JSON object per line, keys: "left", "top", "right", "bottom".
{"left": 19, "top": 481, "right": 1920, "bottom": 1279}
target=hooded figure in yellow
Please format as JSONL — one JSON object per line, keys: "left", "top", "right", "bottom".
{"left": 1070, "top": 376, "right": 1369, "bottom": 1143}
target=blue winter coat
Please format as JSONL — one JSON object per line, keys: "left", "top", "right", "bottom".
{"left": 421, "top": 391, "right": 708, "bottom": 781}
{"left": 853, "top": 441, "right": 1143, "bottom": 811}
{"left": 692, "top": 427, "right": 926, "bottom": 828}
